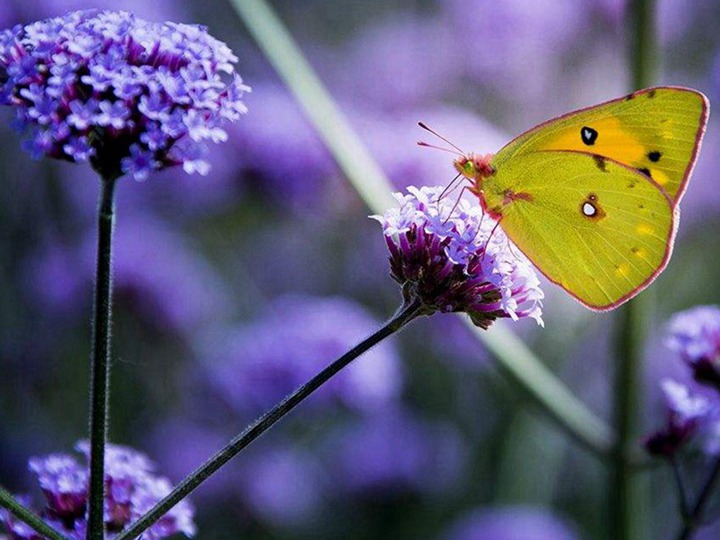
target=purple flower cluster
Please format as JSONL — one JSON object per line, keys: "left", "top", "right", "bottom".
{"left": 666, "top": 305, "right": 720, "bottom": 389}
{"left": 0, "top": 441, "right": 195, "bottom": 539}
{"left": 373, "top": 186, "right": 543, "bottom": 329}
{"left": 644, "top": 379, "right": 713, "bottom": 456}
{"left": 646, "top": 306, "right": 720, "bottom": 457}
{"left": 0, "top": 10, "right": 249, "bottom": 180}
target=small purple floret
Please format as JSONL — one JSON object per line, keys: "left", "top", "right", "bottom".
{"left": 0, "top": 441, "right": 196, "bottom": 539}
{"left": 644, "top": 379, "right": 714, "bottom": 457}
{"left": 0, "top": 9, "right": 250, "bottom": 180}
{"left": 372, "top": 186, "right": 544, "bottom": 328}
{"left": 666, "top": 305, "right": 720, "bottom": 389}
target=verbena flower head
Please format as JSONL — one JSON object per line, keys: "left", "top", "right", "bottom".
{"left": 0, "top": 10, "right": 249, "bottom": 180}
{"left": 372, "top": 186, "right": 544, "bottom": 329}
{"left": 644, "top": 379, "right": 714, "bottom": 457}
{"left": 666, "top": 305, "right": 720, "bottom": 389}
{"left": 0, "top": 441, "right": 195, "bottom": 539}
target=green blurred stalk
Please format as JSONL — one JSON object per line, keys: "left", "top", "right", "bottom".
{"left": 0, "top": 486, "right": 69, "bottom": 540}
{"left": 229, "top": 0, "right": 394, "bottom": 212}
{"left": 610, "top": 0, "right": 657, "bottom": 538}
{"left": 230, "top": 0, "right": 615, "bottom": 456}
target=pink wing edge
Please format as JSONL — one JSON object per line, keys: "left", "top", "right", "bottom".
{"left": 494, "top": 85, "right": 709, "bottom": 311}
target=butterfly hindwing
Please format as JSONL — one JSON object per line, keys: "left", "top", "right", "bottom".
{"left": 484, "top": 150, "right": 675, "bottom": 310}
{"left": 493, "top": 87, "right": 708, "bottom": 206}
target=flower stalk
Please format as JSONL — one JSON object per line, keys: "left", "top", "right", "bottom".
{"left": 610, "top": 0, "right": 657, "bottom": 537}
{"left": 679, "top": 454, "right": 720, "bottom": 539}
{"left": 0, "top": 486, "right": 69, "bottom": 540}
{"left": 87, "top": 175, "right": 117, "bottom": 540}
{"left": 114, "top": 298, "right": 424, "bottom": 540}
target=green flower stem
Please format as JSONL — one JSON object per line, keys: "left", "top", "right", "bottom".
{"left": 0, "top": 485, "right": 70, "bottom": 540}
{"left": 671, "top": 457, "right": 690, "bottom": 521}
{"left": 678, "top": 453, "right": 720, "bottom": 539}
{"left": 87, "top": 176, "right": 118, "bottom": 540}
{"left": 229, "top": 0, "right": 395, "bottom": 212}
{"left": 631, "top": 0, "right": 657, "bottom": 91}
{"left": 474, "top": 322, "right": 614, "bottom": 455}
{"left": 231, "top": 0, "right": 616, "bottom": 460}
{"left": 610, "top": 1, "right": 657, "bottom": 538}
{"left": 611, "top": 295, "right": 650, "bottom": 540}
{"left": 114, "top": 299, "right": 424, "bottom": 540}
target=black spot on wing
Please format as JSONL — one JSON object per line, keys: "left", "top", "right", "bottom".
{"left": 581, "top": 126, "right": 598, "bottom": 146}
{"left": 637, "top": 167, "right": 652, "bottom": 178}
{"left": 648, "top": 151, "right": 662, "bottom": 162}
{"left": 647, "top": 89, "right": 657, "bottom": 98}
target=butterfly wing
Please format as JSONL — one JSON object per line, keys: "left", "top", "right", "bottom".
{"left": 483, "top": 150, "right": 675, "bottom": 310}
{"left": 494, "top": 87, "right": 708, "bottom": 206}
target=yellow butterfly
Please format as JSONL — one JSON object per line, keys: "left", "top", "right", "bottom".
{"left": 454, "top": 87, "right": 709, "bottom": 311}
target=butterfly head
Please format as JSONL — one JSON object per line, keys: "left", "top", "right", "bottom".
{"left": 454, "top": 153, "right": 495, "bottom": 194}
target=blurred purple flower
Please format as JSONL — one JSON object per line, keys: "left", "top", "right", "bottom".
{"left": 228, "top": 82, "right": 338, "bottom": 207}
{"left": 322, "top": 409, "right": 468, "bottom": 498}
{"left": 0, "top": 9, "right": 249, "bottom": 179}
{"left": 666, "top": 305, "right": 720, "bottom": 390}
{"left": 201, "top": 295, "right": 404, "bottom": 417}
{"left": 373, "top": 186, "right": 543, "bottom": 329}
{"left": 238, "top": 446, "right": 325, "bottom": 528}
{"left": 645, "top": 379, "right": 714, "bottom": 457}
{"left": 442, "top": 505, "right": 580, "bottom": 540}
{"left": 0, "top": 441, "right": 195, "bottom": 539}
{"left": 442, "top": 0, "right": 586, "bottom": 101}
{"left": 331, "top": 16, "right": 460, "bottom": 112}
{"left": 29, "top": 454, "right": 88, "bottom": 521}
{"left": 26, "top": 213, "right": 232, "bottom": 335}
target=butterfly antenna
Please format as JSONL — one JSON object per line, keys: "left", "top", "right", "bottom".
{"left": 417, "top": 141, "right": 462, "bottom": 155}
{"left": 417, "top": 122, "right": 465, "bottom": 154}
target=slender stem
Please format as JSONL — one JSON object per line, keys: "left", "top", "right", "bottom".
{"left": 631, "top": 0, "right": 657, "bottom": 89}
{"left": 677, "top": 454, "right": 720, "bottom": 540}
{"left": 469, "top": 322, "right": 615, "bottom": 457}
{"left": 611, "top": 295, "right": 648, "bottom": 540}
{"left": 86, "top": 176, "right": 117, "bottom": 540}
{"left": 608, "top": 1, "right": 657, "bottom": 538}
{"left": 0, "top": 486, "right": 70, "bottom": 540}
{"left": 115, "top": 299, "right": 424, "bottom": 540}
{"left": 671, "top": 457, "right": 690, "bottom": 521}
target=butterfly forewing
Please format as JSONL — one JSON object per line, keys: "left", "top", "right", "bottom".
{"left": 485, "top": 151, "right": 675, "bottom": 310}
{"left": 494, "top": 87, "right": 708, "bottom": 206}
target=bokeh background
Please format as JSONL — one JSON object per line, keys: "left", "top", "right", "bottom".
{"left": 2, "top": 0, "right": 720, "bottom": 538}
